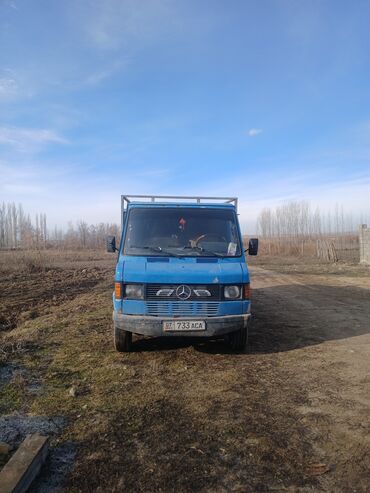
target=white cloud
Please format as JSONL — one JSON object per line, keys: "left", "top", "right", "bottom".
{"left": 2, "top": 157, "right": 370, "bottom": 232}
{"left": 0, "top": 70, "right": 18, "bottom": 102}
{"left": 248, "top": 128, "right": 263, "bottom": 137}
{"left": 75, "top": 0, "right": 176, "bottom": 51}
{"left": 191, "top": 160, "right": 370, "bottom": 234}
{"left": 0, "top": 126, "right": 68, "bottom": 151}
{"left": 85, "top": 59, "right": 127, "bottom": 85}
{"left": 2, "top": 183, "right": 43, "bottom": 194}
{"left": 237, "top": 174, "right": 370, "bottom": 233}
{"left": 0, "top": 160, "right": 65, "bottom": 199}
{"left": 2, "top": 0, "right": 18, "bottom": 11}
{"left": 0, "top": 156, "right": 172, "bottom": 228}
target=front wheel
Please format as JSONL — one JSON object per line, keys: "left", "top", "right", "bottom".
{"left": 228, "top": 325, "right": 248, "bottom": 352}
{"left": 114, "top": 325, "right": 132, "bottom": 352}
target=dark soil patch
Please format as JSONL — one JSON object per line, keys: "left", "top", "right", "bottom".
{"left": 0, "top": 266, "right": 110, "bottom": 332}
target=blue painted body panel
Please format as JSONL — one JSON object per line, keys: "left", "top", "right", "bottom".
{"left": 121, "top": 256, "right": 248, "bottom": 283}
{"left": 113, "top": 201, "right": 250, "bottom": 319}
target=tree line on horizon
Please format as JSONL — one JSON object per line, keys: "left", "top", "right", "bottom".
{"left": 0, "top": 202, "right": 119, "bottom": 250}
{"left": 1, "top": 200, "right": 368, "bottom": 253}
{"left": 0, "top": 202, "right": 47, "bottom": 249}
{"left": 256, "top": 201, "right": 367, "bottom": 238}
{"left": 255, "top": 200, "right": 368, "bottom": 258}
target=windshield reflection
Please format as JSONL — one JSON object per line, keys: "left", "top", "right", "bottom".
{"left": 124, "top": 207, "right": 241, "bottom": 257}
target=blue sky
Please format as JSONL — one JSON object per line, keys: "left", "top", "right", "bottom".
{"left": 1, "top": 0, "right": 370, "bottom": 232}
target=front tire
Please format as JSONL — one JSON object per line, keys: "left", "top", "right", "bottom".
{"left": 228, "top": 325, "right": 248, "bottom": 351}
{"left": 114, "top": 325, "right": 132, "bottom": 352}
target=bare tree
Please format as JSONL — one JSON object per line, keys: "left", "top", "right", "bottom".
{"left": 77, "top": 220, "right": 89, "bottom": 248}
{"left": 255, "top": 201, "right": 363, "bottom": 258}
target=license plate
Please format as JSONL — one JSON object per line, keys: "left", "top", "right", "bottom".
{"left": 163, "top": 320, "right": 206, "bottom": 331}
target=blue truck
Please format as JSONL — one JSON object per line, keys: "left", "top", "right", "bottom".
{"left": 107, "top": 195, "right": 258, "bottom": 351}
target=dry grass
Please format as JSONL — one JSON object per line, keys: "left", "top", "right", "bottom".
{"left": 0, "top": 249, "right": 112, "bottom": 275}
{"left": 1, "top": 250, "right": 369, "bottom": 492}
{"left": 246, "top": 235, "right": 360, "bottom": 262}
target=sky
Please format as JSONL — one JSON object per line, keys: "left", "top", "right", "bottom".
{"left": 1, "top": 0, "right": 370, "bottom": 233}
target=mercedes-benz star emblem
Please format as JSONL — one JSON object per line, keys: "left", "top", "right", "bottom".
{"left": 176, "top": 285, "right": 192, "bottom": 300}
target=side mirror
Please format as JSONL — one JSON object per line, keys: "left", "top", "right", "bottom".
{"left": 106, "top": 235, "right": 117, "bottom": 253}
{"left": 247, "top": 238, "right": 258, "bottom": 256}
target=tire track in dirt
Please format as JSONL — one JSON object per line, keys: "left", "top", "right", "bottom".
{"left": 249, "top": 266, "right": 370, "bottom": 492}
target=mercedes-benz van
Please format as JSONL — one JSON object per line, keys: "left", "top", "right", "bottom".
{"left": 107, "top": 195, "right": 258, "bottom": 351}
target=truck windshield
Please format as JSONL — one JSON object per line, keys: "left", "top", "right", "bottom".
{"left": 123, "top": 207, "right": 242, "bottom": 257}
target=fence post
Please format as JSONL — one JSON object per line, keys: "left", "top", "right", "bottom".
{"left": 359, "top": 224, "right": 369, "bottom": 264}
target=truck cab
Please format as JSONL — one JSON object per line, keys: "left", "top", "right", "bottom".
{"left": 107, "top": 195, "right": 258, "bottom": 351}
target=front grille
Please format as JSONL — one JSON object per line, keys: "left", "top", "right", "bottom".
{"left": 146, "top": 284, "right": 221, "bottom": 301}
{"left": 146, "top": 301, "right": 220, "bottom": 317}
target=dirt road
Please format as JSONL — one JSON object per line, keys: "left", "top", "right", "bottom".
{"left": 249, "top": 266, "right": 370, "bottom": 492}
{"left": 1, "top": 253, "right": 369, "bottom": 492}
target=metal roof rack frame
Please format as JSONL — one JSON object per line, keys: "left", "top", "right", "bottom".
{"left": 121, "top": 195, "right": 238, "bottom": 216}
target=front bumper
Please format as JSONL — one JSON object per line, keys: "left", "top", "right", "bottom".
{"left": 113, "top": 312, "right": 250, "bottom": 337}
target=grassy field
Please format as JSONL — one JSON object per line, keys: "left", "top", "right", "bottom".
{"left": 0, "top": 250, "right": 369, "bottom": 492}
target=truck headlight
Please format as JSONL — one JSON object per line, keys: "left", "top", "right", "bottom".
{"left": 124, "top": 284, "right": 144, "bottom": 299}
{"left": 224, "top": 285, "right": 241, "bottom": 299}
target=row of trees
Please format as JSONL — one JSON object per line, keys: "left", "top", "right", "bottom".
{"left": 1, "top": 200, "right": 367, "bottom": 253}
{"left": 0, "top": 203, "right": 47, "bottom": 249}
{"left": 55, "top": 221, "right": 120, "bottom": 249}
{"left": 0, "top": 202, "right": 120, "bottom": 249}
{"left": 255, "top": 201, "right": 368, "bottom": 258}
{"left": 257, "top": 201, "right": 367, "bottom": 238}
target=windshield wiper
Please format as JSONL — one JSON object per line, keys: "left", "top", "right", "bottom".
{"left": 181, "top": 245, "right": 223, "bottom": 257}
{"left": 130, "top": 245, "right": 180, "bottom": 257}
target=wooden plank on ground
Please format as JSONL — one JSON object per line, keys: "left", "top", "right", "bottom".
{"left": 0, "top": 434, "right": 49, "bottom": 493}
